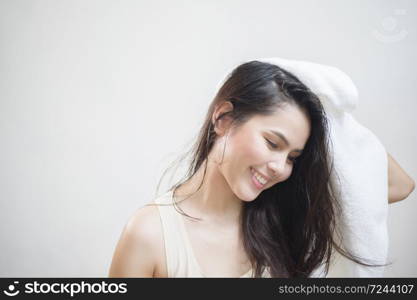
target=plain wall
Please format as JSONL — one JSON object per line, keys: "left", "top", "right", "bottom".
{"left": 0, "top": 0, "right": 416, "bottom": 276}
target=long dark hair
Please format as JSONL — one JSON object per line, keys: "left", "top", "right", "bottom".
{"left": 151, "top": 60, "right": 387, "bottom": 277}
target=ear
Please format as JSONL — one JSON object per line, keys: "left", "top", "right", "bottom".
{"left": 211, "top": 101, "right": 234, "bottom": 137}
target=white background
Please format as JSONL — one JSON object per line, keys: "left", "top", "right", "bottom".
{"left": 1, "top": 0, "right": 416, "bottom": 277}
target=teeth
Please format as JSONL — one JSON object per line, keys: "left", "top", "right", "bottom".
{"left": 252, "top": 168, "right": 267, "bottom": 185}
{"left": 255, "top": 173, "right": 267, "bottom": 185}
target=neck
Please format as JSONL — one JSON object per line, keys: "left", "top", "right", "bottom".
{"left": 173, "top": 158, "right": 243, "bottom": 227}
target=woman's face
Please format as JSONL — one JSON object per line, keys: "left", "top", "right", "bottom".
{"left": 213, "top": 102, "right": 311, "bottom": 202}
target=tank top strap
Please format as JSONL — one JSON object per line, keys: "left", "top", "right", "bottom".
{"left": 153, "top": 189, "right": 202, "bottom": 277}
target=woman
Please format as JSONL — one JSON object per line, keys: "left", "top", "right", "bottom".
{"left": 108, "top": 61, "right": 415, "bottom": 278}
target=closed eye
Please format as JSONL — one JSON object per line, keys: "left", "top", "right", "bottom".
{"left": 265, "top": 138, "right": 298, "bottom": 164}
{"left": 265, "top": 138, "right": 278, "bottom": 149}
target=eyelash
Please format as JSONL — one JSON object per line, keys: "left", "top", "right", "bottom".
{"left": 265, "top": 139, "right": 298, "bottom": 163}
{"left": 265, "top": 139, "right": 278, "bottom": 149}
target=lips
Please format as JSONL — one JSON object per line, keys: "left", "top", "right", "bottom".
{"left": 250, "top": 167, "right": 270, "bottom": 189}
{"left": 250, "top": 167, "right": 270, "bottom": 181}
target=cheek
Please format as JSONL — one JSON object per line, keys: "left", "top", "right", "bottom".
{"left": 282, "top": 170, "right": 293, "bottom": 181}
{"left": 231, "top": 133, "right": 267, "bottom": 164}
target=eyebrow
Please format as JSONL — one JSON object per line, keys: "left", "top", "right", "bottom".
{"left": 269, "top": 130, "right": 304, "bottom": 153}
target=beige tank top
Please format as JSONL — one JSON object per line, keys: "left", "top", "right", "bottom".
{"left": 153, "top": 189, "right": 271, "bottom": 278}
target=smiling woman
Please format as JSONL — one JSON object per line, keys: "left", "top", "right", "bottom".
{"left": 108, "top": 60, "right": 414, "bottom": 278}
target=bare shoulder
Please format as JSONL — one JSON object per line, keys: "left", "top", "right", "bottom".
{"left": 126, "top": 204, "right": 163, "bottom": 241}
{"left": 108, "top": 204, "right": 165, "bottom": 277}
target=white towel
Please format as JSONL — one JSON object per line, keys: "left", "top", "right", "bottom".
{"left": 254, "top": 57, "right": 389, "bottom": 277}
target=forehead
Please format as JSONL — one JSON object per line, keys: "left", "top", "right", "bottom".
{"left": 245, "top": 103, "right": 311, "bottom": 146}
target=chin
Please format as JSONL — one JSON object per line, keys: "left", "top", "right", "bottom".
{"left": 233, "top": 187, "right": 260, "bottom": 202}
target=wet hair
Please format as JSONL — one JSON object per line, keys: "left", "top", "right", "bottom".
{"left": 150, "top": 60, "right": 388, "bottom": 277}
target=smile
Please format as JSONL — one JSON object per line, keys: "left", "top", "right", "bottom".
{"left": 250, "top": 167, "right": 269, "bottom": 189}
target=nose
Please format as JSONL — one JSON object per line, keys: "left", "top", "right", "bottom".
{"left": 267, "top": 158, "right": 286, "bottom": 179}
